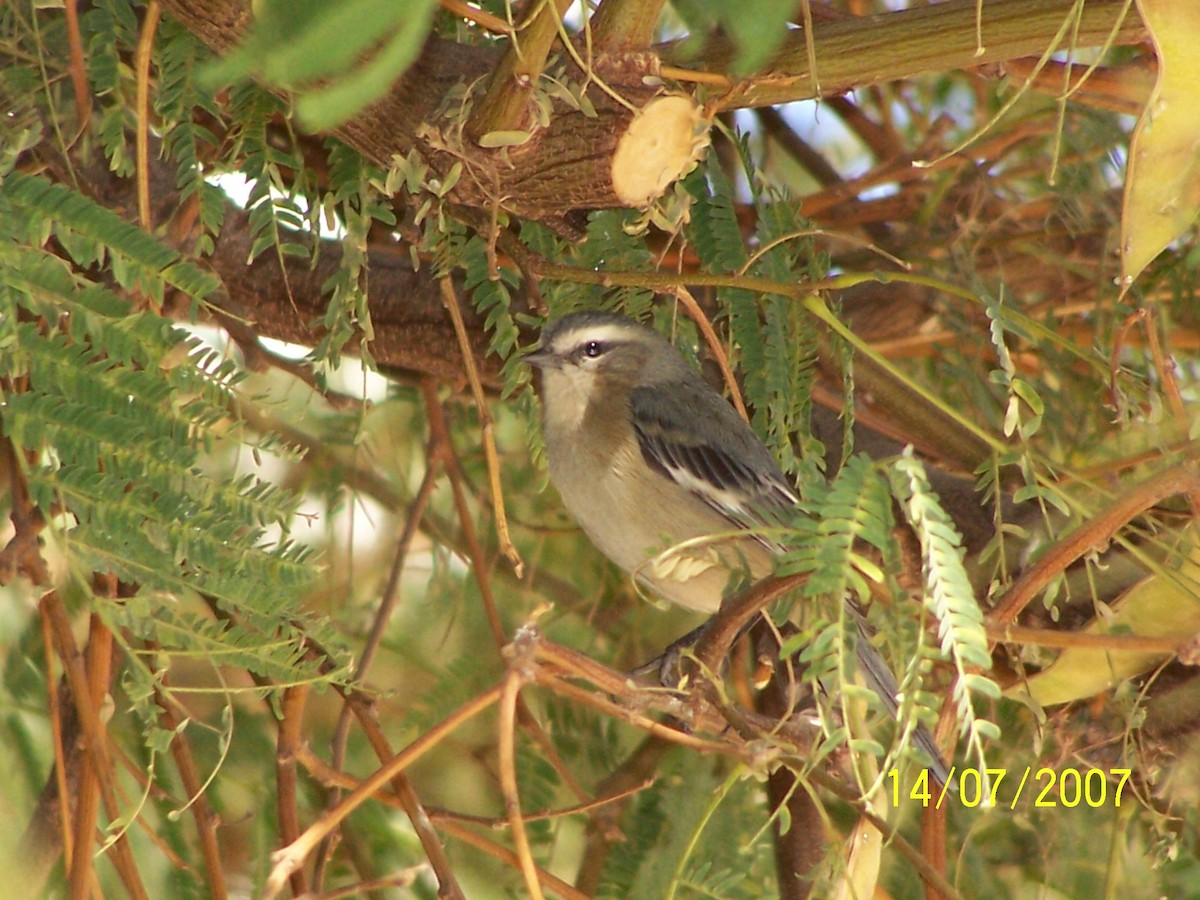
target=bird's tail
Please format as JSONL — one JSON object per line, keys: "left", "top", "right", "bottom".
{"left": 853, "top": 613, "right": 953, "bottom": 789}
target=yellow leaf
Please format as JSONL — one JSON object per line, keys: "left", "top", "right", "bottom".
{"left": 477, "top": 130, "right": 533, "bottom": 148}
{"left": 1010, "top": 542, "right": 1200, "bottom": 707}
{"left": 1120, "top": 0, "right": 1200, "bottom": 286}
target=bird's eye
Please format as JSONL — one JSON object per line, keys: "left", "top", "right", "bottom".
{"left": 583, "top": 340, "right": 604, "bottom": 358}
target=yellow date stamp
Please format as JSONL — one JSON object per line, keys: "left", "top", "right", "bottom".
{"left": 887, "top": 767, "right": 1133, "bottom": 810}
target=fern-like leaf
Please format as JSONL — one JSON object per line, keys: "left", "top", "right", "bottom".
{"left": 889, "top": 449, "right": 1000, "bottom": 777}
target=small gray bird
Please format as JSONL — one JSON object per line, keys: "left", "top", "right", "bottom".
{"left": 526, "top": 310, "right": 949, "bottom": 782}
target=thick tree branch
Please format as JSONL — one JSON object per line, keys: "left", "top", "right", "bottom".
{"left": 158, "top": 0, "right": 1141, "bottom": 228}
{"left": 665, "top": 0, "right": 1146, "bottom": 110}
{"left": 69, "top": 147, "right": 504, "bottom": 386}
{"left": 159, "top": 0, "right": 708, "bottom": 230}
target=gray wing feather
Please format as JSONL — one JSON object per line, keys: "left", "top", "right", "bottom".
{"left": 630, "top": 380, "right": 798, "bottom": 525}
{"left": 632, "top": 381, "right": 952, "bottom": 784}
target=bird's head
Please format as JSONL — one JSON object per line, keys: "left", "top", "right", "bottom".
{"left": 525, "top": 313, "right": 687, "bottom": 425}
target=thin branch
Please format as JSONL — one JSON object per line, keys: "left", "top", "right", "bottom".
{"left": 40, "top": 614, "right": 75, "bottom": 880}
{"left": 329, "top": 460, "right": 439, "bottom": 751}
{"left": 435, "top": 819, "right": 589, "bottom": 900}
{"left": 62, "top": 0, "right": 91, "bottom": 130}
{"left": 989, "top": 461, "right": 1200, "bottom": 627}
{"left": 68, "top": 618, "right": 106, "bottom": 900}
{"left": 421, "top": 378, "right": 509, "bottom": 648}
{"left": 756, "top": 106, "right": 843, "bottom": 187}
{"left": 985, "top": 622, "right": 1192, "bottom": 653}
{"left": 41, "top": 597, "right": 148, "bottom": 900}
{"left": 825, "top": 95, "right": 904, "bottom": 162}
{"left": 297, "top": 745, "right": 654, "bottom": 826}
{"left": 264, "top": 685, "right": 504, "bottom": 899}
{"left": 0, "top": 430, "right": 49, "bottom": 585}
{"left": 670, "top": 286, "right": 747, "bottom": 421}
{"left": 316, "top": 461, "right": 439, "bottom": 887}
{"left": 530, "top": 636, "right": 788, "bottom": 756}
{"left": 134, "top": 1, "right": 162, "bottom": 233}
{"left": 1138, "top": 310, "right": 1200, "bottom": 523}
{"left": 153, "top": 669, "right": 229, "bottom": 900}
{"left": 423, "top": 378, "right": 590, "bottom": 801}
{"left": 759, "top": 641, "right": 824, "bottom": 900}
{"left": 275, "top": 685, "right": 310, "bottom": 898}
{"left": 921, "top": 802, "right": 949, "bottom": 900}
{"left": 439, "top": 0, "right": 513, "bottom": 36}
{"left": 497, "top": 667, "right": 545, "bottom": 900}
{"left": 574, "top": 735, "right": 673, "bottom": 896}
{"left": 467, "top": 0, "right": 575, "bottom": 139}
{"left": 332, "top": 676, "right": 466, "bottom": 900}
{"left": 440, "top": 276, "right": 524, "bottom": 576}
{"left": 694, "top": 574, "right": 810, "bottom": 676}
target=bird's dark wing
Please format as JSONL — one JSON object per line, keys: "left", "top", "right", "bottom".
{"left": 633, "top": 382, "right": 953, "bottom": 787}
{"left": 630, "top": 380, "right": 798, "bottom": 529}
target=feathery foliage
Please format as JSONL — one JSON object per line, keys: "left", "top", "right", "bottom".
{"left": 4, "top": 0, "right": 1200, "bottom": 897}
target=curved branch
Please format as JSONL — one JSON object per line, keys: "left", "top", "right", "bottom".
{"left": 662, "top": 0, "right": 1146, "bottom": 110}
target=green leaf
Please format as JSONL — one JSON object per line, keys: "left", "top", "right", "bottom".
{"left": 203, "top": 0, "right": 438, "bottom": 130}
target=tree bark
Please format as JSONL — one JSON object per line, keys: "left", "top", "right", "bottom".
{"left": 159, "top": 0, "right": 710, "bottom": 231}
{"left": 71, "top": 145, "right": 503, "bottom": 387}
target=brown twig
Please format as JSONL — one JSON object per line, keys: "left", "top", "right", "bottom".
{"left": 574, "top": 735, "right": 673, "bottom": 895}
{"left": 669, "top": 285, "right": 748, "bottom": 421}
{"left": 310, "top": 869, "right": 429, "bottom": 899}
{"left": 421, "top": 379, "right": 590, "bottom": 800}
{"left": 313, "top": 456, "right": 439, "bottom": 889}
{"left": 1138, "top": 310, "right": 1200, "bottom": 523}
{"left": 294, "top": 744, "right": 600, "bottom": 900}
{"left": 41, "top": 597, "right": 148, "bottom": 900}
{"left": 440, "top": 276, "right": 524, "bottom": 576}
{"left": 149, "top": 663, "right": 229, "bottom": 900}
{"left": 530, "top": 637, "right": 764, "bottom": 757}
{"left": 275, "top": 685, "right": 310, "bottom": 897}
{"left": 297, "top": 745, "right": 654, "bottom": 826}
{"left": 426, "top": 369, "right": 598, "bottom": 800}
{"left": 62, "top": 0, "right": 91, "bottom": 130}
{"left": 333, "top": 678, "right": 466, "bottom": 900}
{"left": 989, "top": 462, "right": 1200, "bottom": 627}
{"left": 694, "top": 574, "right": 810, "bottom": 676}
{"left": 985, "top": 622, "right": 1190, "bottom": 653}
{"left": 196, "top": 593, "right": 466, "bottom": 898}
{"left": 263, "top": 685, "right": 503, "bottom": 898}
{"left": 757, "top": 106, "right": 843, "bottom": 188}
{"left": 68, "top": 617, "right": 106, "bottom": 900}
{"left": 421, "top": 378, "right": 509, "bottom": 647}
{"left": 1109, "top": 308, "right": 1145, "bottom": 411}
{"left": 759, "top": 640, "right": 824, "bottom": 900}
{"left": 134, "top": 1, "right": 162, "bottom": 233}
{"left": 921, "top": 801, "right": 949, "bottom": 900}
{"left": 434, "top": 819, "right": 589, "bottom": 900}
{"left": 0, "top": 432, "right": 49, "bottom": 585}
{"left": 826, "top": 95, "right": 905, "bottom": 164}
{"left": 497, "top": 666, "right": 545, "bottom": 900}
{"left": 40, "top": 612, "right": 75, "bottom": 880}
{"left": 439, "top": 0, "right": 513, "bottom": 35}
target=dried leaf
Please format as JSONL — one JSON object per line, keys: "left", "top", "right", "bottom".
{"left": 478, "top": 129, "right": 533, "bottom": 148}
{"left": 1120, "top": 0, "right": 1200, "bottom": 286}
{"left": 1012, "top": 543, "right": 1200, "bottom": 707}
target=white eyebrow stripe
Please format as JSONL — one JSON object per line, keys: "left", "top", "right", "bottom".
{"left": 554, "top": 322, "right": 637, "bottom": 351}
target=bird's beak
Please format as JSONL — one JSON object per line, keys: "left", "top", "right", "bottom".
{"left": 522, "top": 347, "right": 557, "bottom": 369}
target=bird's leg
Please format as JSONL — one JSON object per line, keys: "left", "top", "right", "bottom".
{"left": 630, "top": 615, "right": 761, "bottom": 687}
